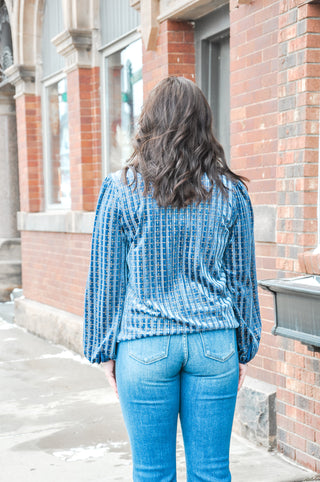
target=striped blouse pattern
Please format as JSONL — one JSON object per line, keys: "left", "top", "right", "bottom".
{"left": 83, "top": 168, "right": 261, "bottom": 365}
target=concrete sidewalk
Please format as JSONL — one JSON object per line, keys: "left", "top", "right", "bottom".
{"left": 0, "top": 313, "right": 317, "bottom": 482}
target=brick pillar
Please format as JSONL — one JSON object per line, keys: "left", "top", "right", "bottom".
{"left": 143, "top": 20, "right": 195, "bottom": 96}
{"left": 67, "top": 67, "right": 101, "bottom": 211}
{"left": 15, "top": 93, "right": 43, "bottom": 212}
{"left": 278, "top": 2, "right": 320, "bottom": 276}
{"left": 91, "top": 66, "right": 102, "bottom": 198}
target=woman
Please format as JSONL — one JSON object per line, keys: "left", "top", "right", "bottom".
{"left": 83, "top": 76, "right": 261, "bottom": 481}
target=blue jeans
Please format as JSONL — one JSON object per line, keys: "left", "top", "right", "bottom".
{"left": 115, "top": 329, "right": 239, "bottom": 482}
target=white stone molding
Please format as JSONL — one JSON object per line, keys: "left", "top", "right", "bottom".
{"left": 51, "top": 28, "right": 93, "bottom": 72}
{"left": 141, "top": 0, "right": 159, "bottom": 51}
{"left": 130, "top": 0, "right": 140, "bottom": 9}
{"left": 4, "top": 63, "right": 35, "bottom": 96}
{"left": 131, "top": 0, "right": 228, "bottom": 21}
{"left": 17, "top": 211, "right": 95, "bottom": 234}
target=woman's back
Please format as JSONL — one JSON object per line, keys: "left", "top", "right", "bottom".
{"left": 117, "top": 167, "right": 237, "bottom": 332}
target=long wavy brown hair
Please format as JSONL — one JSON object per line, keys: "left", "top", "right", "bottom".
{"left": 121, "top": 76, "right": 248, "bottom": 209}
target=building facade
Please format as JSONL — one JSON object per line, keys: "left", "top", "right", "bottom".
{"left": 0, "top": 0, "right": 319, "bottom": 472}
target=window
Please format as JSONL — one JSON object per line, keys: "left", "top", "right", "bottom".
{"left": 206, "top": 34, "right": 230, "bottom": 162}
{"left": 102, "top": 35, "right": 143, "bottom": 175}
{"left": 43, "top": 75, "right": 71, "bottom": 209}
{"left": 41, "top": 0, "right": 69, "bottom": 210}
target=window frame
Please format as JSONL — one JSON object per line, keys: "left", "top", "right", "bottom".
{"left": 100, "top": 29, "right": 142, "bottom": 179}
{"left": 42, "top": 70, "right": 71, "bottom": 211}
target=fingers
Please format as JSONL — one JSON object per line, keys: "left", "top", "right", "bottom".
{"left": 107, "top": 374, "right": 119, "bottom": 399}
{"left": 101, "top": 360, "right": 119, "bottom": 399}
{"left": 238, "top": 363, "right": 247, "bottom": 392}
{"left": 238, "top": 374, "right": 244, "bottom": 391}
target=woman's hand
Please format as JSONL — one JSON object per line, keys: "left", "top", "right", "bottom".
{"left": 238, "top": 363, "right": 247, "bottom": 391}
{"left": 101, "top": 360, "right": 119, "bottom": 399}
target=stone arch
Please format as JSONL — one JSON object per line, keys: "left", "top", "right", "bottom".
{"left": 4, "top": 0, "right": 48, "bottom": 68}
{"left": 4, "top": 0, "right": 99, "bottom": 71}
{"left": 1, "top": 0, "right": 34, "bottom": 66}
{"left": 7, "top": 0, "right": 98, "bottom": 70}
{"left": 18, "top": 0, "right": 40, "bottom": 65}
{"left": 34, "top": 0, "right": 45, "bottom": 64}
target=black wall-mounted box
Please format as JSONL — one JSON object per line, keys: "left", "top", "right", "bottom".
{"left": 259, "top": 275, "right": 320, "bottom": 351}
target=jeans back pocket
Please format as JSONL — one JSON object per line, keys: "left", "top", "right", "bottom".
{"left": 128, "top": 334, "right": 170, "bottom": 364}
{"left": 200, "top": 329, "right": 236, "bottom": 362}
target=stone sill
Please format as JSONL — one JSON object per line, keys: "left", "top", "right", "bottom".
{"left": 298, "top": 247, "right": 320, "bottom": 275}
{"left": 17, "top": 211, "right": 95, "bottom": 234}
{"left": 17, "top": 205, "right": 275, "bottom": 241}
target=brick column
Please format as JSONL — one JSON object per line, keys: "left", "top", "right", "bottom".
{"left": 6, "top": 66, "right": 44, "bottom": 213}
{"left": 143, "top": 20, "right": 195, "bottom": 96}
{"left": 67, "top": 67, "right": 101, "bottom": 211}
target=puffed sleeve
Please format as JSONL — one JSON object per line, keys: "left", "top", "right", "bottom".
{"left": 83, "top": 174, "right": 128, "bottom": 363}
{"left": 223, "top": 181, "right": 262, "bottom": 364}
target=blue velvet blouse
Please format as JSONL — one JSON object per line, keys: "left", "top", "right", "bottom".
{"left": 83, "top": 168, "right": 261, "bottom": 365}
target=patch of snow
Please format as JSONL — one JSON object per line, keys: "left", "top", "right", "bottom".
{"left": 0, "top": 322, "right": 15, "bottom": 330}
{"left": 52, "top": 443, "right": 110, "bottom": 462}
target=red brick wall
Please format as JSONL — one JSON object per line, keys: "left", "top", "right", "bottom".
{"left": 21, "top": 231, "right": 91, "bottom": 317}
{"left": 15, "top": 94, "right": 44, "bottom": 212}
{"left": 143, "top": 20, "right": 195, "bottom": 95}
{"left": 278, "top": 1, "right": 319, "bottom": 276}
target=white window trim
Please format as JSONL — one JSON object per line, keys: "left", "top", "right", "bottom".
{"left": 42, "top": 70, "right": 70, "bottom": 211}
{"left": 98, "top": 28, "right": 141, "bottom": 55}
{"left": 100, "top": 29, "right": 141, "bottom": 179}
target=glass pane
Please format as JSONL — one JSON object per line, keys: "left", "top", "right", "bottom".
{"left": 47, "top": 77, "right": 71, "bottom": 208}
{"left": 208, "top": 35, "right": 230, "bottom": 163}
{"left": 105, "top": 38, "right": 143, "bottom": 172}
